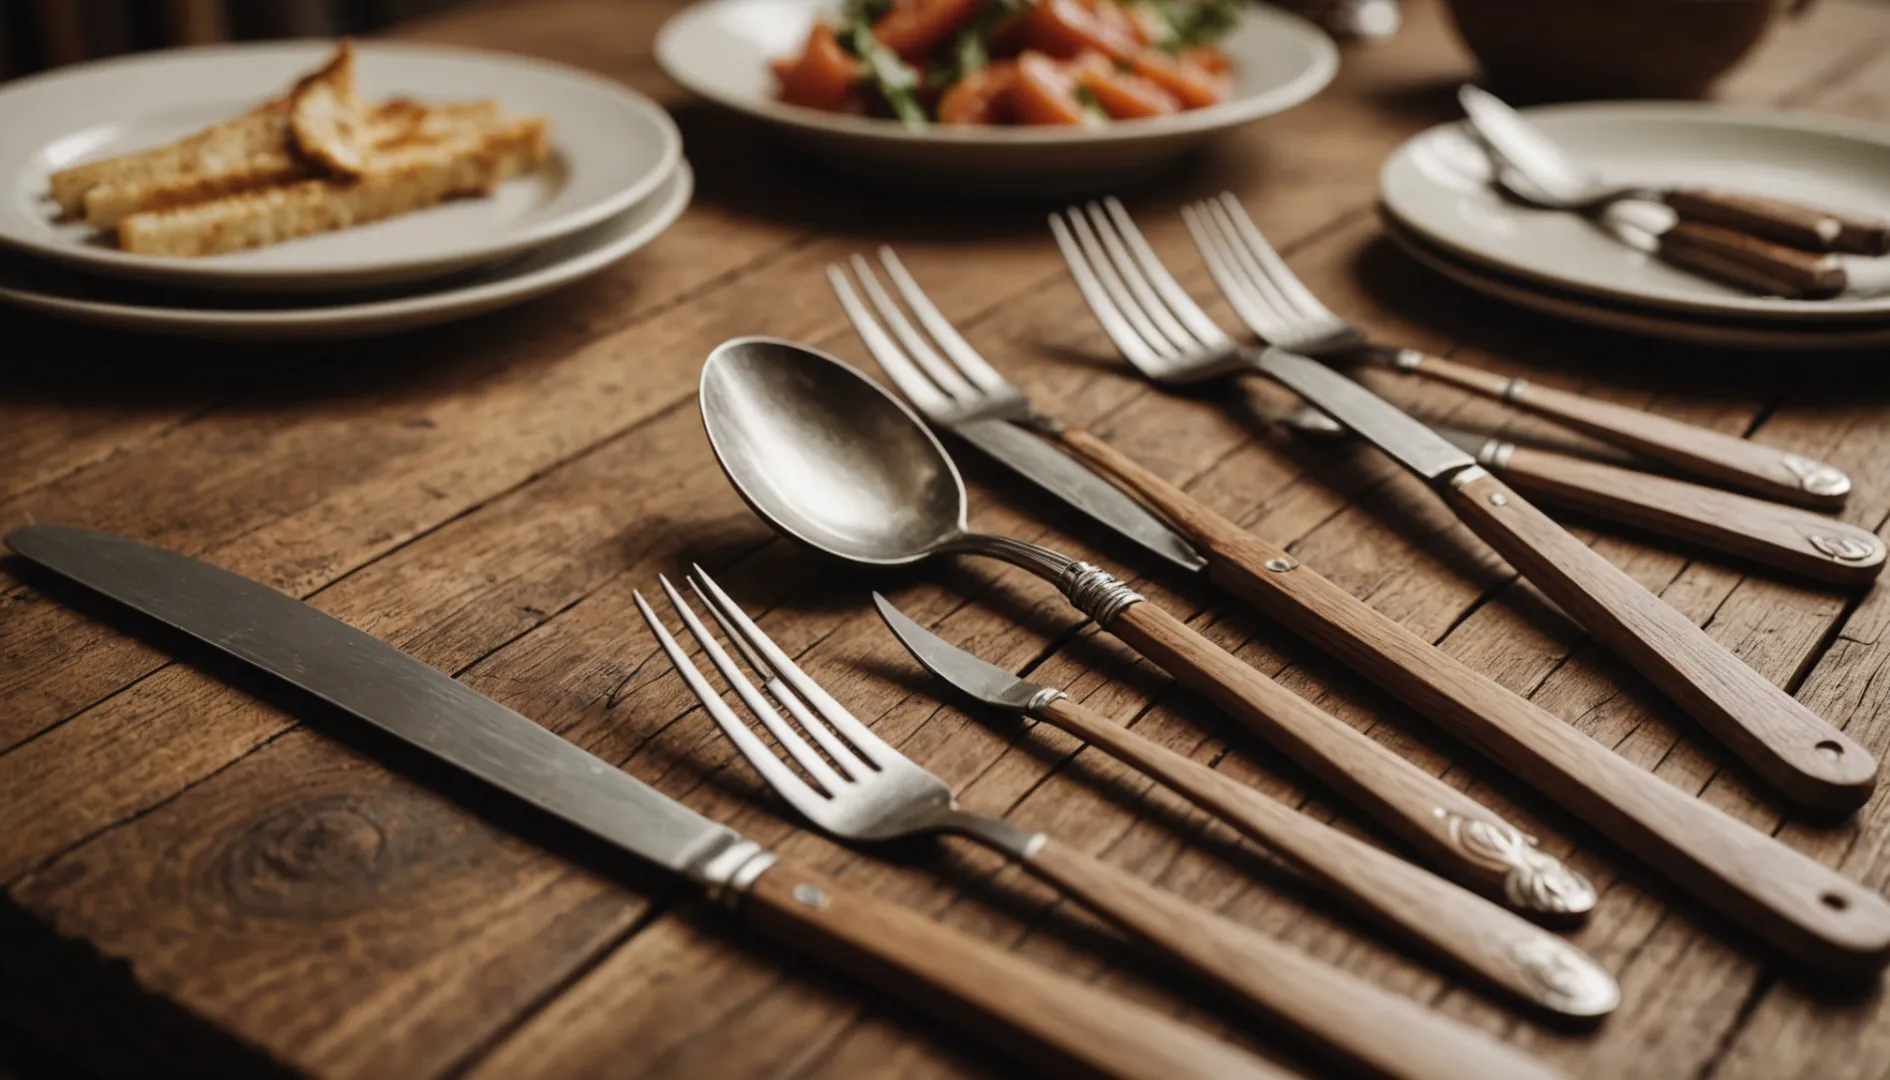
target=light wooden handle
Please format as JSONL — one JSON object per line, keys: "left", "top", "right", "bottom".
{"left": 1052, "top": 424, "right": 1890, "bottom": 973}
{"left": 743, "top": 862, "right": 1294, "bottom": 1080}
{"left": 1445, "top": 470, "right": 1877, "bottom": 811}
{"left": 1038, "top": 696, "right": 1619, "bottom": 1018}
{"left": 1667, "top": 188, "right": 1890, "bottom": 256}
{"left": 1055, "top": 425, "right": 1594, "bottom": 918}
{"left": 1494, "top": 442, "right": 1886, "bottom": 587}
{"left": 1404, "top": 353, "right": 1853, "bottom": 510}
{"left": 1020, "top": 839, "right": 1568, "bottom": 1080}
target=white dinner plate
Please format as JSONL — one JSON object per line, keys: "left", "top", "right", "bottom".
{"left": 1381, "top": 211, "right": 1890, "bottom": 352}
{"left": 0, "top": 161, "right": 692, "bottom": 341}
{"left": 1380, "top": 102, "right": 1890, "bottom": 323}
{"left": 0, "top": 41, "right": 682, "bottom": 291}
{"left": 655, "top": 0, "right": 1335, "bottom": 194}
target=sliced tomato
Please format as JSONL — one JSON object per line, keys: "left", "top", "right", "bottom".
{"left": 1127, "top": 48, "right": 1228, "bottom": 109}
{"left": 938, "top": 60, "right": 1019, "bottom": 125}
{"left": 776, "top": 24, "right": 862, "bottom": 112}
{"left": 1074, "top": 63, "right": 1180, "bottom": 119}
{"left": 872, "top": 0, "right": 990, "bottom": 63}
{"left": 1020, "top": 0, "right": 1140, "bottom": 61}
{"left": 1013, "top": 50, "right": 1088, "bottom": 125}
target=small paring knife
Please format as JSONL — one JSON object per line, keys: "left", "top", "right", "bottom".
{"left": 1280, "top": 406, "right": 1886, "bottom": 587}
{"left": 873, "top": 594, "right": 1620, "bottom": 1020}
{"left": 1253, "top": 348, "right": 1878, "bottom": 811}
{"left": 1, "top": 524, "right": 1296, "bottom": 1080}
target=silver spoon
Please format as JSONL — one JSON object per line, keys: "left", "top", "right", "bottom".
{"left": 697, "top": 336, "right": 1618, "bottom": 1020}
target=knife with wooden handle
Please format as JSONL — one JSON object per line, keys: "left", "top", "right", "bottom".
{"left": 1253, "top": 348, "right": 1878, "bottom": 812}
{"left": 1665, "top": 188, "right": 1890, "bottom": 256}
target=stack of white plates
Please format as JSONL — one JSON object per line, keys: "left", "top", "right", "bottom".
{"left": 1379, "top": 102, "right": 1890, "bottom": 351}
{"left": 0, "top": 42, "right": 692, "bottom": 340}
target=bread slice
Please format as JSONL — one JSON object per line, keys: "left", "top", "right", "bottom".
{"left": 49, "top": 100, "right": 289, "bottom": 219}
{"left": 289, "top": 40, "right": 369, "bottom": 177}
{"left": 116, "top": 114, "right": 549, "bottom": 257}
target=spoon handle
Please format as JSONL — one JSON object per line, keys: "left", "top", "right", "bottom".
{"left": 1392, "top": 352, "right": 1853, "bottom": 510}
{"left": 1666, "top": 188, "right": 1890, "bottom": 256}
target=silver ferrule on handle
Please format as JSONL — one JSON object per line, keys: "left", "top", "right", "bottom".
{"left": 945, "top": 534, "right": 1146, "bottom": 627}
{"left": 686, "top": 834, "right": 780, "bottom": 906}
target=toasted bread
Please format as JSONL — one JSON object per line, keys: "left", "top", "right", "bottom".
{"left": 116, "top": 114, "right": 549, "bottom": 257}
{"left": 49, "top": 100, "right": 290, "bottom": 219}
{"left": 289, "top": 40, "right": 369, "bottom": 178}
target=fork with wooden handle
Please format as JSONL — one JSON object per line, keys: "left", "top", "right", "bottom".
{"left": 638, "top": 568, "right": 1572, "bottom": 1080}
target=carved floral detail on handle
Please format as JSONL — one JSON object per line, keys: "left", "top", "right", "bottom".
{"left": 1506, "top": 934, "right": 1620, "bottom": 1016}
{"left": 1780, "top": 452, "right": 1852, "bottom": 498}
{"left": 1436, "top": 808, "right": 1597, "bottom": 916}
{"left": 1808, "top": 532, "right": 1882, "bottom": 563}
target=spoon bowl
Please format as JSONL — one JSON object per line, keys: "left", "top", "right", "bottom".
{"left": 700, "top": 336, "right": 970, "bottom": 566}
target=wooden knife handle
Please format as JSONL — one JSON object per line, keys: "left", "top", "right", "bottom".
{"left": 1018, "top": 839, "right": 1569, "bottom": 1080}
{"left": 1056, "top": 425, "right": 1595, "bottom": 918}
{"left": 742, "top": 862, "right": 1294, "bottom": 1080}
{"left": 1052, "top": 424, "right": 1890, "bottom": 973}
{"left": 1037, "top": 695, "right": 1619, "bottom": 1018}
{"left": 1667, "top": 188, "right": 1890, "bottom": 256}
{"left": 1657, "top": 219, "right": 1847, "bottom": 299}
{"left": 1401, "top": 353, "right": 1853, "bottom": 510}
{"left": 1444, "top": 469, "right": 1877, "bottom": 811}
{"left": 1493, "top": 442, "right": 1886, "bottom": 587}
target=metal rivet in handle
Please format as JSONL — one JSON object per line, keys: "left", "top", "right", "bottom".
{"left": 793, "top": 883, "right": 829, "bottom": 908}
{"left": 1489, "top": 493, "right": 1509, "bottom": 507}
{"left": 1265, "top": 557, "right": 1296, "bottom": 573}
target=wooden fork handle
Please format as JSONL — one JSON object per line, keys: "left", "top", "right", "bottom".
{"left": 1037, "top": 695, "right": 1618, "bottom": 1018}
{"left": 1444, "top": 469, "right": 1878, "bottom": 811}
{"left": 1051, "top": 423, "right": 1890, "bottom": 973}
{"left": 1017, "top": 839, "right": 1568, "bottom": 1080}
{"left": 743, "top": 862, "right": 1292, "bottom": 1080}
{"left": 1666, "top": 188, "right": 1890, "bottom": 256}
{"left": 1492, "top": 442, "right": 1886, "bottom": 587}
{"left": 1399, "top": 353, "right": 1853, "bottom": 510}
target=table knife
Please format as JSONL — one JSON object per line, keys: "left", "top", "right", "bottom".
{"left": 1284, "top": 408, "right": 1886, "bottom": 587}
{"left": 874, "top": 593, "right": 1620, "bottom": 1019}
{"left": 1252, "top": 349, "right": 1876, "bottom": 811}
{"left": 1, "top": 524, "right": 1294, "bottom": 1080}
{"left": 911, "top": 375, "right": 1890, "bottom": 972}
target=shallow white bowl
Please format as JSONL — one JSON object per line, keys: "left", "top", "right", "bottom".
{"left": 656, "top": 0, "right": 1336, "bottom": 194}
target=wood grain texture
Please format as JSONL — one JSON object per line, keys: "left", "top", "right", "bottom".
{"left": 1445, "top": 470, "right": 1878, "bottom": 812}
{"left": 1404, "top": 352, "right": 1857, "bottom": 509}
{"left": 1664, "top": 188, "right": 1868, "bottom": 254}
{"left": 1492, "top": 441, "right": 1886, "bottom": 586}
{"left": 1658, "top": 220, "right": 1848, "bottom": 299}
{"left": 742, "top": 862, "right": 1294, "bottom": 1080}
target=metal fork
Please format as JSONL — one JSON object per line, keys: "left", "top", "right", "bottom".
{"left": 1165, "top": 191, "right": 1848, "bottom": 510}
{"left": 634, "top": 567, "right": 1567, "bottom": 1080}
{"left": 826, "top": 248, "right": 1599, "bottom": 924}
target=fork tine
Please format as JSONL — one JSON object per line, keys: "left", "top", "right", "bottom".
{"left": 1216, "top": 192, "right": 1333, "bottom": 323}
{"left": 686, "top": 575, "right": 874, "bottom": 781}
{"left": 1098, "top": 197, "right": 1231, "bottom": 348}
{"left": 1201, "top": 199, "right": 1310, "bottom": 338}
{"left": 1182, "top": 202, "right": 1289, "bottom": 342}
{"left": 655, "top": 575, "right": 856, "bottom": 792}
{"left": 1048, "top": 211, "right": 1171, "bottom": 376}
{"left": 632, "top": 588, "right": 831, "bottom": 815}
{"left": 876, "top": 247, "right": 1018, "bottom": 400}
{"left": 1060, "top": 206, "right": 1180, "bottom": 363}
{"left": 827, "top": 264, "right": 960, "bottom": 420}
{"left": 691, "top": 564, "right": 894, "bottom": 765}
{"left": 847, "top": 254, "right": 982, "bottom": 403}
{"left": 1079, "top": 202, "right": 1197, "bottom": 352}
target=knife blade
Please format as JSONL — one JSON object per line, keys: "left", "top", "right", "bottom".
{"left": 2, "top": 524, "right": 1293, "bottom": 1080}
{"left": 874, "top": 592, "right": 1052, "bottom": 712}
{"left": 1250, "top": 349, "right": 1478, "bottom": 480}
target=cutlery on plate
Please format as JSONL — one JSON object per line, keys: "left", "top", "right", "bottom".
{"left": 635, "top": 566, "right": 1571, "bottom": 1080}
{"left": 734, "top": 310, "right": 1591, "bottom": 922}
{"left": 1277, "top": 406, "right": 1886, "bottom": 587}
{"left": 1055, "top": 198, "right": 1878, "bottom": 812}
{"left": 1460, "top": 84, "right": 1890, "bottom": 257}
{"left": 872, "top": 592, "right": 1618, "bottom": 1018}
{"left": 699, "top": 333, "right": 1890, "bottom": 976}
{"left": 1, "top": 526, "right": 1282, "bottom": 1080}
{"left": 1174, "top": 192, "right": 1852, "bottom": 510}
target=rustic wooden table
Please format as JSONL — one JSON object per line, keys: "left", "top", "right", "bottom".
{"left": 5, "top": 1, "right": 1890, "bottom": 1076}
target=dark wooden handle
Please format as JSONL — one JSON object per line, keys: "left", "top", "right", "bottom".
{"left": 742, "top": 861, "right": 1294, "bottom": 1080}
{"left": 1020, "top": 839, "right": 1568, "bottom": 1080}
{"left": 1056, "top": 425, "right": 1594, "bottom": 917}
{"left": 1038, "top": 696, "right": 1618, "bottom": 1018}
{"left": 1496, "top": 443, "right": 1886, "bottom": 587}
{"left": 1667, "top": 188, "right": 1890, "bottom": 256}
{"left": 1052, "top": 424, "right": 1890, "bottom": 973}
{"left": 1445, "top": 470, "right": 1877, "bottom": 810}
{"left": 1404, "top": 353, "right": 1853, "bottom": 510}
{"left": 1657, "top": 219, "right": 1847, "bottom": 299}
